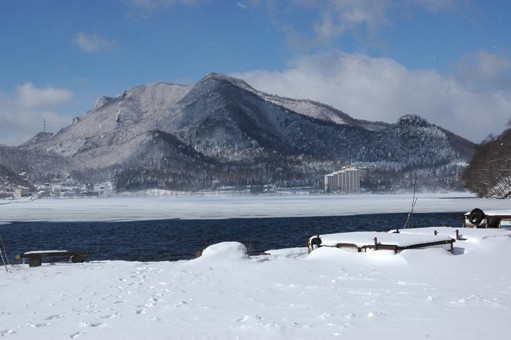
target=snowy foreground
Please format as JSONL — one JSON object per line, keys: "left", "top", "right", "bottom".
{"left": 1, "top": 193, "right": 511, "bottom": 339}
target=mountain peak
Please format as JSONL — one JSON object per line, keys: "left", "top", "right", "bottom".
{"left": 398, "top": 114, "right": 430, "bottom": 127}
{"left": 202, "top": 72, "right": 229, "bottom": 81}
{"left": 197, "top": 73, "right": 257, "bottom": 93}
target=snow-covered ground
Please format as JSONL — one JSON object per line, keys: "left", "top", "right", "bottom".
{"left": 1, "top": 193, "right": 511, "bottom": 339}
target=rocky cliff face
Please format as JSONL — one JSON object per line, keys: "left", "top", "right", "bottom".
{"left": 4, "top": 73, "right": 476, "bottom": 192}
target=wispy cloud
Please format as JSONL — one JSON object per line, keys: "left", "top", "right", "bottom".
{"left": 126, "top": 0, "right": 208, "bottom": 11}
{"left": 73, "top": 32, "right": 118, "bottom": 53}
{"left": 454, "top": 50, "right": 511, "bottom": 92}
{"left": 250, "top": 0, "right": 465, "bottom": 50}
{"left": 314, "top": 0, "right": 389, "bottom": 42}
{"left": 0, "top": 84, "right": 73, "bottom": 146}
{"left": 234, "top": 50, "right": 511, "bottom": 143}
{"left": 237, "top": 2, "right": 247, "bottom": 10}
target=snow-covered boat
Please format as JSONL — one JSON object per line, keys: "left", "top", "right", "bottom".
{"left": 308, "top": 230, "right": 455, "bottom": 254}
{"left": 464, "top": 208, "right": 511, "bottom": 228}
{"left": 307, "top": 221, "right": 511, "bottom": 255}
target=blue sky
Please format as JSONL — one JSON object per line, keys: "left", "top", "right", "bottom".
{"left": 1, "top": 0, "right": 511, "bottom": 145}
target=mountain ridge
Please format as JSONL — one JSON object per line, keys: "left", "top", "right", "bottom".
{"left": 3, "top": 73, "right": 476, "bottom": 192}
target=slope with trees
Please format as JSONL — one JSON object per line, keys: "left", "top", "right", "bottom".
{"left": 462, "top": 128, "right": 511, "bottom": 198}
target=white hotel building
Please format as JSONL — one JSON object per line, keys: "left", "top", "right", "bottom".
{"left": 324, "top": 166, "right": 364, "bottom": 193}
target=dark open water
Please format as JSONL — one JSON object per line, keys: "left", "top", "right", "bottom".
{"left": 1, "top": 213, "right": 464, "bottom": 263}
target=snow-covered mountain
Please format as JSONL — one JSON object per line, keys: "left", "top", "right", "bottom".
{"left": 4, "top": 73, "right": 475, "bottom": 192}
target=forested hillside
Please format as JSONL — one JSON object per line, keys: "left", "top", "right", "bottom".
{"left": 462, "top": 128, "right": 511, "bottom": 198}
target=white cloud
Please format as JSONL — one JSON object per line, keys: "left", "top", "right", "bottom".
{"left": 0, "top": 84, "right": 73, "bottom": 146}
{"left": 17, "top": 83, "right": 73, "bottom": 109}
{"left": 73, "top": 32, "right": 117, "bottom": 53}
{"left": 234, "top": 51, "right": 511, "bottom": 143}
{"left": 454, "top": 50, "right": 511, "bottom": 92}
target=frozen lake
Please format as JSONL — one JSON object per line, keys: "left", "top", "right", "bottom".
{"left": 0, "top": 192, "right": 507, "bottom": 222}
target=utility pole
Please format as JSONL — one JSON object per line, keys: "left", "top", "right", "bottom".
{"left": 43, "top": 119, "right": 46, "bottom": 133}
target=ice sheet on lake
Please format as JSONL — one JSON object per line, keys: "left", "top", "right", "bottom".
{"left": 1, "top": 192, "right": 510, "bottom": 222}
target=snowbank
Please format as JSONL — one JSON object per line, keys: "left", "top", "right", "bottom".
{"left": 1, "top": 232, "right": 510, "bottom": 339}
{"left": 193, "top": 241, "right": 249, "bottom": 263}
